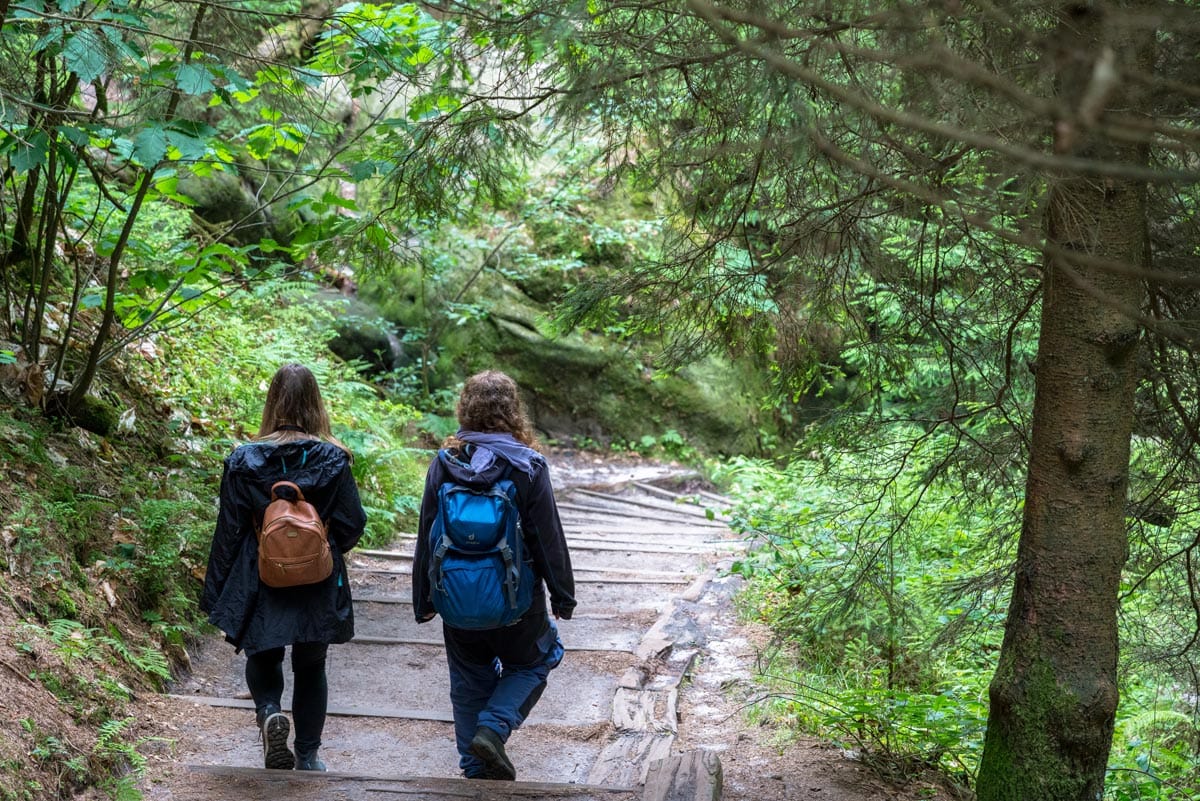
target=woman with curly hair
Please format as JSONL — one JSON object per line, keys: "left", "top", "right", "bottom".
{"left": 413, "top": 370, "right": 576, "bottom": 780}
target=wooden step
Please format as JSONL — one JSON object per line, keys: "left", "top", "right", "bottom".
{"left": 175, "top": 763, "right": 641, "bottom": 801}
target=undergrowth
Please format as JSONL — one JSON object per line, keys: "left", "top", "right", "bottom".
{"left": 719, "top": 431, "right": 1200, "bottom": 798}
{"left": 0, "top": 280, "right": 430, "bottom": 799}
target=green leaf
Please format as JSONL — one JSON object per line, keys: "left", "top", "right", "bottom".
{"left": 348, "top": 160, "right": 378, "bottom": 181}
{"left": 0, "top": 350, "right": 16, "bottom": 366}
{"left": 170, "top": 119, "right": 217, "bottom": 140}
{"left": 174, "top": 63, "right": 215, "bottom": 96}
{"left": 409, "top": 45, "right": 436, "bottom": 66}
{"left": 111, "top": 136, "right": 134, "bottom": 161}
{"left": 63, "top": 30, "right": 108, "bottom": 84}
{"left": 211, "top": 63, "right": 252, "bottom": 95}
{"left": 129, "top": 269, "right": 169, "bottom": 292}
{"left": 166, "top": 129, "right": 208, "bottom": 163}
{"left": 14, "top": 1, "right": 48, "bottom": 21}
{"left": 244, "top": 125, "right": 276, "bottom": 160}
{"left": 275, "top": 124, "right": 308, "bottom": 155}
{"left": 364, "top": 223, "right": 394, "bottom": 250}
{"left": 320, "top": 190, "right": 358, "bottom": 212}
{"left": 56, "top": 124, "right": 92, "bottom": 148}
{"left": 53, "top": 139, "right": 79, "bottom": 171}
{"left": 132, "top": 125, "right": 167, "bottom": 166}
{"left": 293, "top": 67, "right": 324, "bottom": 88}
{"left": 12, "top": 131, "right": 49, "bottom": 173}
{"left": 151, "top": 170, "right": 195, "bottom": 206}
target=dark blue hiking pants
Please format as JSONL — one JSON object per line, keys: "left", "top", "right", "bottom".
{"left": 442, "top": 613, "right": 564, "bottom": 777}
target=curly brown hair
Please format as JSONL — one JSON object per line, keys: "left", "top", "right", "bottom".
{"left": 451, "top": 370, "right": 537, "bottom": 447}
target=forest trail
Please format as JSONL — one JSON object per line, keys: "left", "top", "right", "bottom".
{"left": 134, "top": 456, "right": 945, "bottom": 801}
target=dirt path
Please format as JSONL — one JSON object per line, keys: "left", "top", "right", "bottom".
{"left": 134, "top": 456, "right": 948, "bottom": 801}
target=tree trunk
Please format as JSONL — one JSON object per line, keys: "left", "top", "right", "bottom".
{"left": 65, "top": 3, "right": 208, "bottom": 416}
{"left": 976, "top": 4, "right": 1152, "bottom": 798}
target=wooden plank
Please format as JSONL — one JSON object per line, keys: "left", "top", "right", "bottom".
{"left": 184, "top": 763, "right": 638, "bottom": 795}
{"left": 680, "top": 571, "right": 714, "bottom": 603}
{"left": 643, "top": 750, "right": 723, "bottom": 801}
{"left": 565, "top": 534, "right": 744, "bottom": 552}
{"left": 633, "top": 482, "right": 732, "bottom": 511}
{"left": 630, "top": 482, "right": 693, "bottom": 502}
{"left": 563, "top": 520, "right": 726, "bottom": 532}
{"left": 169, "top": 695, "right": 597, "bottom": 728}
{"left": 569, "top": 489, "right": 719, "bottom": 521}
{"left": 562, "top": 540, "right": 719, "bottom": 555}
{"left": 563, "top": 500, "right": 723, "bottom": 528}
{"left": 353, "top": 593, "right": 413, "bottom": 604}
{"left": 350, "top": 566, "right": 694, "bottom": 583}
{"left": 661, "top": 650, "right": 699, "bottom": 690}
{"left": 360, "top": 524, "right": 737, "bottom": 547}
{"left": 169, "top": 694, "right": 456, "bottom": 723}
{"left": 354, "top": 565, "right": 411, "bottom": 576}
{"left": 356, "top": 549, "right": 412, "bottom": 560}
{"left": 350, "top": 635, "right": 632, "bottom": 654}
{"left": 353, "top": 600, "right": 627, "bottom": 625}
{"left": 350, "top": 634, "right": 443, "bottom": 647}
{"left": 358, "top": 538, "right": 731, "bottom": 558}
{"left": 556, "top": 502, "right": 723, "bottom": 528}
{"left": 611, "top": 687, "right": 678, "bottom": 733}
{"left": 556, "top": 502, "right": 677, "bottom": 524}
{"left": 587, "top": 732, "right": 676, "bottom": 787}
{"left": 630, "top": 573, "right": 714, "bottom": 663}
{"left": 564, "top": 525, "right": 737, "bottom": 540}
{"left": 696, "top": 490, "right": 734, "bottom": 506}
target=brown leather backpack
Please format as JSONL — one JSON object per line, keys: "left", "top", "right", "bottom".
{"left": 257, "top": 481, "right": 333, "bottom": 588}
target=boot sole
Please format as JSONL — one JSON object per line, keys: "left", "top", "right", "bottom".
{"left": 262, "top": 713, "right": 294, "bottom": 770}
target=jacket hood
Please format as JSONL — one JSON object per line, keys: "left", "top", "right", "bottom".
{"left": 226, "top": 439, "right": 351, "bottom": 486}
{"left": 437, "top": 446, "right": 512, "bottom": 488}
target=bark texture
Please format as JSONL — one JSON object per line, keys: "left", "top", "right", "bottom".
{"left": 976, "top": 3, "right": 1152, "bottom": 798}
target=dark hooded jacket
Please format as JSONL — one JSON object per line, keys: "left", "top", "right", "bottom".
{"left": 200, "top": 439, "right": 366, "bottom": 654}
{"left": 413, "top": 441, "right": 576, "bottom": 624}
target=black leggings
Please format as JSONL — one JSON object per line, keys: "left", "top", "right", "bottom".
{"left": 245, "top": 642, "right": 328, "bottom": 758}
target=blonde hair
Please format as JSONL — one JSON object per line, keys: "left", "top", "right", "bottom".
{"left": 446, "top": 370, "right": 538, "bottom": 448}
{"left": 254, "top": 363, "right": 350, "bottom": 456}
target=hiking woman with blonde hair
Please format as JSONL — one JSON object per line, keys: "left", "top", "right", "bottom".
{"left": 201, "top": 363, "right": 366, "bottom": 772}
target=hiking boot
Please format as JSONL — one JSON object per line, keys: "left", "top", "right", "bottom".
{"left": 295, "top": 751, "right": 327, "bottom": 771}
{"left": 260, "top": 710, "right": 294, "bottom": 770}
{"left": 469, "top": 727, "right": 515, "bottom": 781}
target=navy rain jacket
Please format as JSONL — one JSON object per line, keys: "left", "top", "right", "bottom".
{"left": 413, "top": 445, "right": 576, "bottom": 624}
{"left": 200, "top": 439, "right": 366, "bottom": 654}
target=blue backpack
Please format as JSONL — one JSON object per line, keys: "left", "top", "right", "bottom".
{"left": 428, "top": 457, "right": 534, "bottom": 629}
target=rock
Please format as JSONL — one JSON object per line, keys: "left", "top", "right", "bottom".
{"left": 45, "top": 390, "right": 119, "bottom": 437}
{"left": 328, "top": 317, "right": 406, "bottom": 376}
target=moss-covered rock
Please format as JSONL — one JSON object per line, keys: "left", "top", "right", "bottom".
{"left": 177, "top": 165, "right": 301, "bottom": 248}
{"left": 358, "top": 260, "right": 773, "bottom": 454}
{"left": 46, "top": 390, "right": 119, "bottom": 437}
